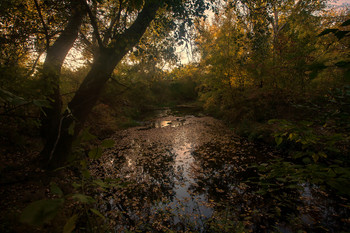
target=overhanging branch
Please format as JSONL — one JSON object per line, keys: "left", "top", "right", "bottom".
{"left": 80, "top": 0, "right": 105, "bottom": 49}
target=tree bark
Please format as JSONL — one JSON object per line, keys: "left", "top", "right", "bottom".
{"left": 44, "top": 0, "right": 162, "bottom": 169}
{"left": 40, "top": 2, "right": 85, "bottom": 163}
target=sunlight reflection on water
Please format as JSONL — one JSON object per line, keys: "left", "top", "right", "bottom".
{"left": 166, "top": 135, "right": 213, "bottom": 228}
{"left": 152, "top": 119, "right": 186, "bottom": 128}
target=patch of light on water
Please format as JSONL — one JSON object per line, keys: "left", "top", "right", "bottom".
{"left": 152, "top": 119, "right": 185, "bottom": 128}
{"left": 166, "top": 131, "right": 213, "bottom": 229}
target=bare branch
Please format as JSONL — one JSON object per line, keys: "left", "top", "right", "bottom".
{"left": 79, "top": 30, "right": 93, "bottom": 48}
{"left": 26, "top": 51, "right": 43, "bottom": 78}
{"left": 110, "top": 76, "right": 129, "bottom": 88}
{"left": 103, "top": 0, "right": 124, "bottom": 45}
{"left": 80, "top": 0, "right": 104, "bottom": 49}
{"left": 33, "top": 0, "right": 50, "bottom": 50}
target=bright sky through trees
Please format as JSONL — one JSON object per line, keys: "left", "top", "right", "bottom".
{"left": 49, "top": 0, "right": 350, "bottom": 69}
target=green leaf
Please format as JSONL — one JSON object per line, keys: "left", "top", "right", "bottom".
{"left": 326, "top": 180, "right": 350, "bottom": 195}
{"left": 88, "top": 147, "right": 103, "bottom": 159}
{"left": 276, "top": 178, "right": 286, "bottom": 182}
{"left": 318, "top": 152, "right": 327, "bottom": 158}
{"left": 50, "top": 182, "right": 63, "bottom": 197}
{"left": 292, "top": 151, "right": 305, "bottom": 159}
{"left": 256, "top": 189, "right": 266, "bottom": 195}
{"left": 0, "top": 88, "right": 27, "bottom": 105}
{"left": 72, "top": 182, "right": 82, "bottom": 189}
{"left": 80, "top": 159, "right": 87, "bottom": 168}
{"left": 312, "top": 153, "right": 319, "bottom": 162}
{"left": 101, "top": 139, "right": 115, "bottom": 148}
{"left": 71, "top": 194, "right": 95, "bottom": 204}
{"left": 288, "top": 133, "right": 298, "bottom": 141}
{"left": 275, "top": 137, "right": 283, "bottom": 146}
{"left": 302, "top": 157, "right": 311, "bottom": 164}
{"left": 80, "top": 129, "right": 96, "bottom": 142}
{"left": 93, "top": 179, "right": 109, "bottom": 188}
{"left": 33, "top": 99, "right": 50, "bottom": 108}
{"left": 63, "top": 214, "right": 78, "bottom": 233}
{"left": 81, "top": 169, "right": 91, "bottom": 179}
{"left": 20, "top": 199, "right": 64, "bottom": 226}
{"left": 12, "top": 97, "right": 27, "bottom": 106}
{"left": 287, "top": 184, "right": 300, "bottom": 189}
{"left": 68, "top": 121, "right": 75, "bottom": 136}
{"left": 90, "top": 208, "right": 105, "bottom": 220}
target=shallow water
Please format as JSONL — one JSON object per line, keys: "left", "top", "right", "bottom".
{"left": 90, "top": 109, "right": 349, "bottom": 232}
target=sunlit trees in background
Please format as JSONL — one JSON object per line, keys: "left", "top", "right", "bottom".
{"left": 194, "top": 0, "right": 349, "bottom": 122}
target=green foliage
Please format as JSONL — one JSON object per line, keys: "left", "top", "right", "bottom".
{"left": 196, "top": 9, "right": 350, "bottom": 222}
{"left": 266, "top": 118, "right": 350, "bottom": 196}
{"left": 88, "top": 147, "right": 103, "bottom": 160}
{"left": 90, "top": 208, "right": 105, "bottom": 220}
{"left": 20, "top": 199, "right": 64, "bottom": 226}
{"left": 196, "top": 1, "right": 349, "bottom": 124}
{"left": 101, "top": 139, "right": 115, "bottom": 148}
{"left": 70, "top": 194, "right": 95, "bottom": 204}
{"left": 19, "top": 131, "right": 122, "bottom": 231}
{"left": 50, "top": 182, "right": 63, "bottom": 197}
{"left": 63, "top": 214, "right": 78, "bottom": 233}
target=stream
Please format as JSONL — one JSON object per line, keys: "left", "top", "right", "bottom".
{"left": 90, "top": 108, "right": 349, "bottom": 232}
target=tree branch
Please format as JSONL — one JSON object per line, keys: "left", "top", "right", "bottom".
{"left": 79, "top": 30, "right": 97, "bottom": 56}
{"left": 33, "top": 0, "right": 50, "bottom": 50}
{"left": 111, "top": 0, "right": 162, "bottom": 50}
{"left": 26, "top": 51, "right": 43, "bottom": 78}
{"left": 79, "top": 30, "right": 92, "bottom": 48}
{"left": 80, "top": 0, "right": 104, "bottom": 49}
{"left": 110, "top": 76, "right": 129, "bottom": 88}
{"left": 103, "top": 0, "right": 124, "bottom": 45}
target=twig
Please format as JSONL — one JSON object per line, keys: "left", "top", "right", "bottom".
{"left": 80, "top": 0, "right": 104, "bottom": 49}
{"left": 61, "top": 91, "right": 77, "bottom": 96}
{"left": 103, "top": 0, "right": 124, "bottom": 45}
{"left": 48, "top": 115, "right": 65, "bottom": 162}
{"left": 79, "top": 30, "right": 93, "bottom": 48}
{"left": 1, "top": 101, "right": 33, "bottom": 115}
{"left": 26, "top": 51, "right": 43, "bottom": 78}
{"left": 110, "top": 77, "right": 129, "bottom": 89}
{"left": 33, "top": 0, "right": 50, "bottom": 50}
{"left": 0, "top": 113, "right": 40, "bottom": 119}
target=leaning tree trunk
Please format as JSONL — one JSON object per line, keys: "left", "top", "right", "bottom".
{"left": 43, "top": 0, "right": 162, "bottom": 169}
{"left": 40, "top": 3, "right": 85, "bottom": 163}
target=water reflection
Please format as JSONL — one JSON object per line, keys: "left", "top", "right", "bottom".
{"left": 165, "top": 138, "right": 212, "bottom": 229}
{"left": 152, "top": 119, "right": 186, "bottom": 128}
{"left": 90, "top": 112, "right": 349, "bottom": 232}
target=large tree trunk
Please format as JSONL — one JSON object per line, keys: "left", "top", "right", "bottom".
{"left": 43, "top": 0, "right": 162, "bottom": 169}
{"left": 40, "top": 2, "right": 85, "bottom": 163}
